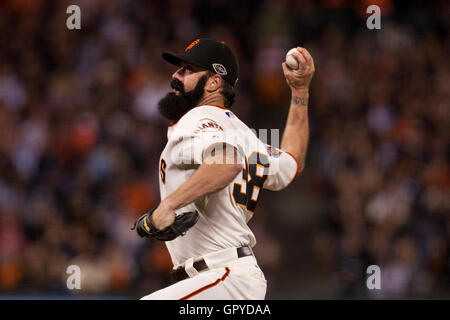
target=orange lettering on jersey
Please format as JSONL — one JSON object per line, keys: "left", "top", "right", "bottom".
{"left": 194, "top": 119, "right": 224, "bottom": 133}
{"left": 185, "top": 39, "right": 200, "bottom": 52}
{"left": 201, "top": 121, "right": 223, "bottom": 130}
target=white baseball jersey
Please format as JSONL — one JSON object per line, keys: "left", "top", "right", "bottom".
{"left": 158, "top": 105, "right": 298, "bottom": 267}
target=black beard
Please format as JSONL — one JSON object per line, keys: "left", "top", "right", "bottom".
{"left": 158, "top": 75, "right": 208, "bottom": 121}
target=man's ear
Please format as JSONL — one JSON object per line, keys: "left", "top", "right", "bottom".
{"left": 205, "top": 74, "right": 222, "bottom": 93}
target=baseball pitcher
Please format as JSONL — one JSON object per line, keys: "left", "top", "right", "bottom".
{"left": 133, "top": 38, "right": 314, "bottom": 300}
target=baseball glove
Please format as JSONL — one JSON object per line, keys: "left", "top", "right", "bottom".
{"left": 131, "top": 207, "right": 199, "bottom": 241}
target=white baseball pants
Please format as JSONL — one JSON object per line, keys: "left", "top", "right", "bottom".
{"left": 140, "top": 252, "right": 267, "bottom": 300}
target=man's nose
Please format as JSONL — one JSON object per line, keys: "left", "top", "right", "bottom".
{"left": 172, "top": 67, "right": 184, "bottom": 82}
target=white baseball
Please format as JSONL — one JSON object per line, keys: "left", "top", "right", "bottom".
{"left": 285, "top": 48, "right": 299, "bottom": 70}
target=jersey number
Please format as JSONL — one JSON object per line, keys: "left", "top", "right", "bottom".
{"left": 160, "top": 158, "right": 167, "bottom": 184}
{"left": 232, "top": 147, "right": 269, "bottom": 213}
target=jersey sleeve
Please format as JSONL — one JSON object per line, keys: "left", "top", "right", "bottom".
{"left": 263, "top": 145, "right": 299, "bottom": 191}
{"left": 170, "top": 108, "right": 239, "bottom": 165}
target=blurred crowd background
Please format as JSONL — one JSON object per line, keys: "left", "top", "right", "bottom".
{"left": 0, "top": 0, "right": 448, "bottom": 299}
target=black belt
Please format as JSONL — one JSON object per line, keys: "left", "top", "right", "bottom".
{"left": 170, "top": 246, "right": 253, "bottom": 283}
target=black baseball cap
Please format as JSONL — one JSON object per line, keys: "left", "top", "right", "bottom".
{"left": 162, "top": 38, "right": 239, "bottom": 87}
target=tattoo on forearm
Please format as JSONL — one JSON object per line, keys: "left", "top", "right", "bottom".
{"left": 291, "top": 96, "right": 309, "bottom": 106}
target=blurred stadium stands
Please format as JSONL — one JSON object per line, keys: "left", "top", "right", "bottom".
{"left": 0, "top": 0, "right": 448, "bottom": 299}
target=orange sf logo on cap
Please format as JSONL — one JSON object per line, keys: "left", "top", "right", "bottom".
{"left": 185, "top": 39, "right": 200, "bottom": 52}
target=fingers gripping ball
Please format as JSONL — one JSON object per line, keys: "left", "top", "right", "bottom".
{"left": 132, "top": 207, "right": 199, "bottom": 241}
{"left": 285, "top": 48, "right": 299, "bottom": 70}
